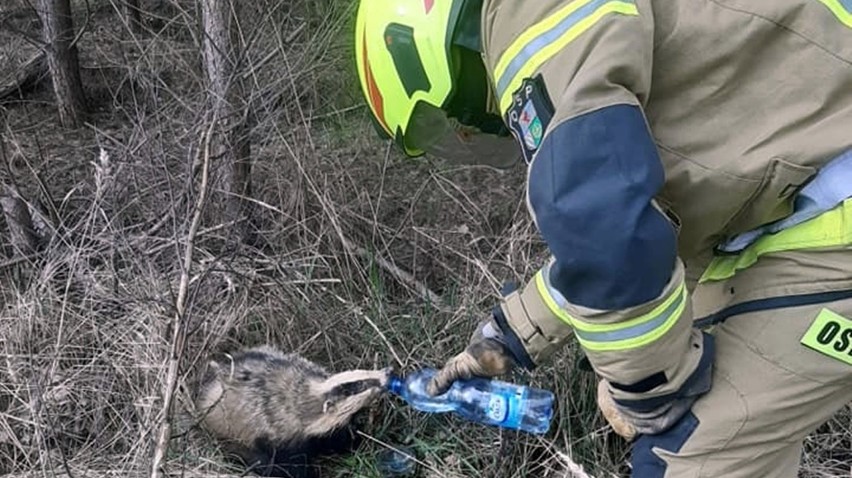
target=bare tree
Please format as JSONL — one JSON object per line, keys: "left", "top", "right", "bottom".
{"left": 37, "top": 0, "right": 87, "bottom": 127}
{"left": 200, "top": 0, "right": 251, "bottom": 243}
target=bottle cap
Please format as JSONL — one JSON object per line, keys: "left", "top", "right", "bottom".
{"left": 387, "top": 375, "right": 404, "bottom": 395}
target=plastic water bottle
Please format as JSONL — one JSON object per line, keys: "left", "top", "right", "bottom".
{"left": 387, "top": 368, "right": 555, "bottom": 435}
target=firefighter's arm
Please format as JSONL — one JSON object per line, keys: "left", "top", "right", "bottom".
{"left": 432, "top": 0, "right": 714, "bottom": 436}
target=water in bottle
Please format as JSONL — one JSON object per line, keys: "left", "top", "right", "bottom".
{"left": 387, "top": 368, "right": 554, "bottom": 435}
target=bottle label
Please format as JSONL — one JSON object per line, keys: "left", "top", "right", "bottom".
{"left": 502, "top": 387, "right": 527, "bottom": 429}
{"left": 486, "top": 395, "right": 508, "bottom": 422}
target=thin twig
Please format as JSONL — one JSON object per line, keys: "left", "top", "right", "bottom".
{"left": 149, "top": 119, "right": 215, "bottom": 478}
{"left": 285, "top": 21, "right": 306, "bottom": 43}
{"left": 557, "top": 451, "right": 597, "bottom": 478}
{"left": 0, "top": 253, "right": 38, "bottom": 269}
{"left": 0, "top": 15, "right": 45, "bottom": 49}
{"left": 143, "top": 220, "right": 238, "bottom": 256}
{"left": 0, "top": 52, "right": 47, "bottom": 100}
{"left": 306, "top": 103, "right": 365, "bottom": 122}
{"left": 313, "top": 279, "right": 404, "bottom": 369}
{"left": 239, "top": 47, "right": 277, "bottom": 80}
{"left": 339, "top": 234, "right": 451, "bottom": 314}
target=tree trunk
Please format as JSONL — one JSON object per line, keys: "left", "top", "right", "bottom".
{"left": 1, "top": 184, "right": 39, "bottom": 256}
{"left": 200, "top": 0, "right": 251, "bottom": 243}
{"left": 37, "top": 0, "right": 87, "bottom": 128}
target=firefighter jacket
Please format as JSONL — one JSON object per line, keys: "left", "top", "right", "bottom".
{"left": 479, "top": 0, "right": 852, "bottom": 428}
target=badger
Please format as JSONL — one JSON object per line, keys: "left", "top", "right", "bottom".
{"left": 195, "top": 345, "right": 392, "bottom": 478}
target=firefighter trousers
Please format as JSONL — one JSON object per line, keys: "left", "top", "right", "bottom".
{"left": 631, "top": 248, "right": 852, "bottom": 478}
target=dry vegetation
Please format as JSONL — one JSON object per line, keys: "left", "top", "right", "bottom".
{"left": 0, "top": 1, "right": 849, "bottom": 477}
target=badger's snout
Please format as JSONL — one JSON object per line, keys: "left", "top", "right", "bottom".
{"left": 378, "top": 366, "right": 394, "bottom": 388}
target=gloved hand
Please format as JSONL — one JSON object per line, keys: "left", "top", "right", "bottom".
{"left": 426, "top": 316, "right": 516, "bottom": 396}
{"left": 596, "top": 378, "right": 637, "bottom": 440}
{"left": 427, "top": 273, "right": 575, "bottom": 396}
{"left": 596, "top": 372, "right": 706, "bottom": 439}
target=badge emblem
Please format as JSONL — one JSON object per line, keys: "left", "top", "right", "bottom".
{"left": 506, "top": 75, "right": 554, "bottom": 164}
{"left": 519, "top": 101, "right": 543, "bottom": 150}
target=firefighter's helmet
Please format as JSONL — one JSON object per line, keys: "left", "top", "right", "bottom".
{"left": 354, "top": 0, "right": 519, "bottom": 167}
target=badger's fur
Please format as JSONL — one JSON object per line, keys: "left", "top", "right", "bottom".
{"left": 195, "top": 345, "right": 391, "bottom": 478}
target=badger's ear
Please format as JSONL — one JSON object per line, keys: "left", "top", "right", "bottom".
{"left": 205, "top": 352, "right": 237, "bottom": 378}
{"left": 196, "top": 359, "right": 224, "bottom": 391}
{"left": 206, "top": 360, "right": 222, "bottom": 374}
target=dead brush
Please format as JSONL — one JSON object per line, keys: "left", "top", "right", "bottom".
{"left": 1, "top": 1, "right": 850, "bottom": 478}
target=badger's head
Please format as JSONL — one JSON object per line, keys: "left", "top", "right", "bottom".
{"left": 301, "top": 366, "right": 394, "bottom": 438}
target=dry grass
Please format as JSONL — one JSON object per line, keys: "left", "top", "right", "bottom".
{"left": 0, "top": 1, "right": 849, "bottom": 478}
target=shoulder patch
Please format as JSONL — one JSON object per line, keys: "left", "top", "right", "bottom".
{"left": 506, "top": 75, "right": 554, "bottom": 164}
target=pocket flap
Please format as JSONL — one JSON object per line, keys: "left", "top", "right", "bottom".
{"left": 724, "top": 157, "right": 816, "bottom": 236}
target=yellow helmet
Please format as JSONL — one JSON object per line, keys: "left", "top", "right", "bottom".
{"left": 355, "top": 0, "right": 519, "bottom": 167}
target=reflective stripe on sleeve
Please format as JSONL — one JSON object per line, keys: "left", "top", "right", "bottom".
{"left": 494, "top": 0, "right": 639, "bottom": 113}
{"left": 817, "top": 0, "right": 852, "bottom": 28}
{"left": 535, "top": 264, "right": 687, "bottom": 351}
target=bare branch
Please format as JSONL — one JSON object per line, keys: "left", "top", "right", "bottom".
{"left": 149, "top": 120, "right": 215, "bottom": 478}
{"left": 339, "top": 234, "right": 451, "bottom": 314}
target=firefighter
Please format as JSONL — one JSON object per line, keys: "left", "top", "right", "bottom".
{"left": 354, "top": 1, "right": 852, "bottom": 476}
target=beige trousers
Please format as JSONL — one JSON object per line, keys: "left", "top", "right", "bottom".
{"left": 632, "top": 249, "right": 852, "bottom": 478}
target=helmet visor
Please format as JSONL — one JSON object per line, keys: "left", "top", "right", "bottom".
{"left": 406, "top": 102, "right": 521, "bottom": 169}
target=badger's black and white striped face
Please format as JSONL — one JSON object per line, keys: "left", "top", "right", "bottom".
{"left": 195, "top": 345, "right": 392, "bottom": 478}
